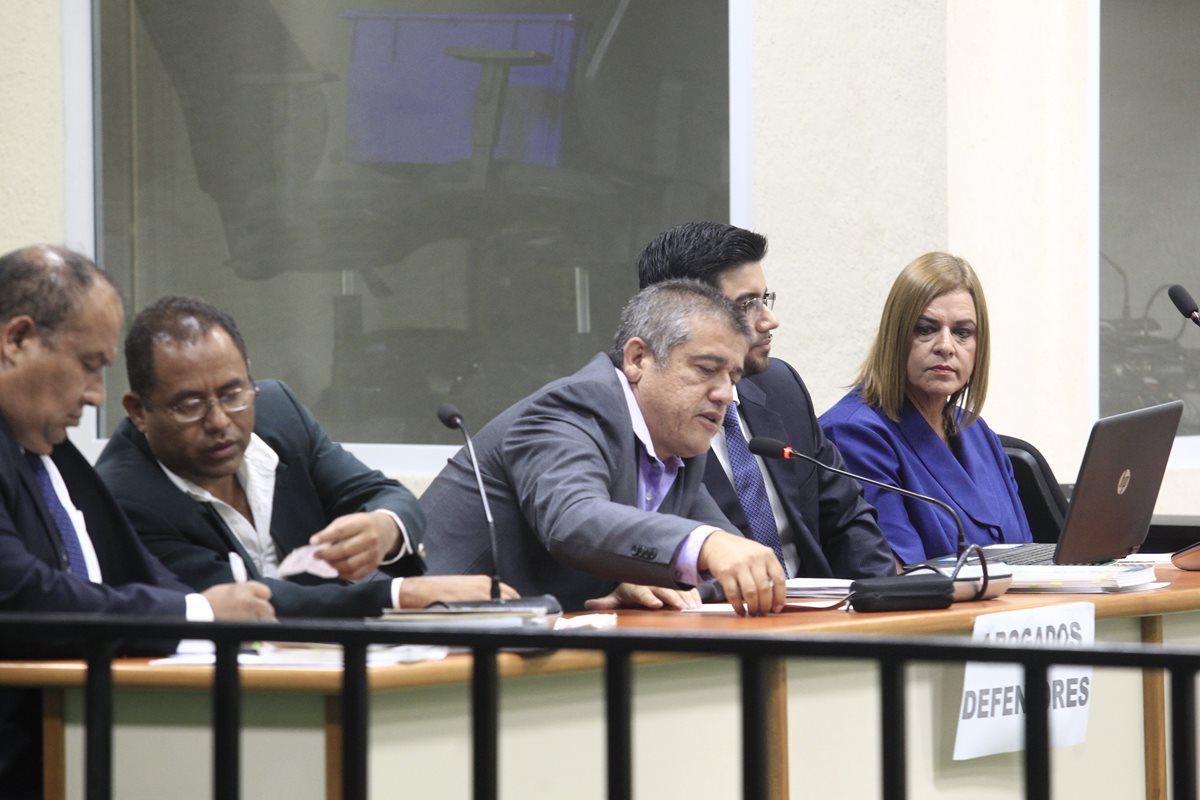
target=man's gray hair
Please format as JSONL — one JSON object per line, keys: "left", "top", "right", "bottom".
{"left": 608, "top": 279, "right": 751, "bottom": 367}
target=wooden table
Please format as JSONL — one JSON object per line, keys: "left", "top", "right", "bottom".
{"left": 5, "top": 566, "right": 1199, "bottom": 799}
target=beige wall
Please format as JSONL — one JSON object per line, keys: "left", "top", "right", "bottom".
{"left": 753, "top": 0, "right": 948, "bottom": 412}
{"left": 754, "top": 1, "right": 1098, "bottom": 472}
{"left": 3, "top": 0, "right": 1198, "bottom": 513}
{"left": 0, "top": 2, "right": 64, "bottom": 250}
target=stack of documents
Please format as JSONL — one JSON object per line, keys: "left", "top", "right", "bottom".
{"left": 376, "top": 606, "right": 559, "bottom": 628}
{"left": 785, "top": 577, "right": 853, "bottom": 599}
{"left": 1006, "top": 564, "right": 1162, "bottom": 593}
{"left": 152, "top": 642, "right": 449, "bottom": 667}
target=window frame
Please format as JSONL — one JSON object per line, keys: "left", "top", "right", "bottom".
{"left": 65, "top": 0, "right": 753, "bottom": 474}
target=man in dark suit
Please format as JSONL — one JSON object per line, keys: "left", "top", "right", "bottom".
{"left": 97, "top": 296, "right": 512, "bottom": 617}
{"left": 420, "top": 279, "right": 788, "bottom": 615}
{"left": 0, "top": 245, "right": 274, "bottom": 798}
{"left": 637, "top": 223, "right": 896, "bottom": 579}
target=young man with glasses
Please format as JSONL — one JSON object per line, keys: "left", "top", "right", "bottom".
{"left": 637, "top": 223, "right": 896, "bottom": 579}
{"left": 97, "top": 296, "right": 513, "bottom": 617}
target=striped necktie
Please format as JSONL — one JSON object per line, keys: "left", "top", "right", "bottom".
{"left": 721, "top": 403, "right": 787, "bottom": 575}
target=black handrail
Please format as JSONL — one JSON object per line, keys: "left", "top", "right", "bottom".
{"left": 1, "top": 612, "right": 1196, "bottom": 800}
{"left": 605, "top": 649, "right": 632, "bottom": 800}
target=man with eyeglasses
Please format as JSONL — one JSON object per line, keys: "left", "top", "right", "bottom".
{"left": 97, "top": 296, "right": 513, "bottom": 618}
{"left": 637, "top": 223, "right": 896, "bottom": 579}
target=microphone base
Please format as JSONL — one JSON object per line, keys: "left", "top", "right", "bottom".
{"left": 376, "top": 594, "right": 563, "bottom": 629}
{"left": 433, "top": 594, "right": 563, "bottom": 616}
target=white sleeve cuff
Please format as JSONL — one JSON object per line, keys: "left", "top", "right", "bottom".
{"left": 185, "top": 592, "right": 215, "bottom": 622}
{"left": 376, "top": 510, "right": 412, "bottom": 566}
{"left": 390, "top": 577, "right": 405, "bottom": 609}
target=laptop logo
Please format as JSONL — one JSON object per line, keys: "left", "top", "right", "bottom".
{"left": 1117, "top": 469, "right": 1131, "bottom": 495}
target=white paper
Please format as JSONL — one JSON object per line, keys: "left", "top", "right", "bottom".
{"left": 953, "top": 602, "right": 1094, "bottom": 760}
{"left": 554, "top": 614, "right": 617, "bottom": 630}
{"left": 683, "top": 600, "right": 848, "bottom": 614}
{"left": 151, "top": 643, "right": 448, "bottom": 668}
{"left": 785, "top": 577, "right": 854, "bottom": 598}
{"left": 276, "top": 544, "right": 339, "bottom": 579}
{"left": 1114, "top": 552, "right": 1174, "bottom": 565}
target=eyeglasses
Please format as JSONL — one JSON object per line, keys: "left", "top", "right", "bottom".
{"left": 156, "top": 383, "right": 259, "bottom": 424}
{"left": 737, "top": 291, "right": 776, "bottom": 315}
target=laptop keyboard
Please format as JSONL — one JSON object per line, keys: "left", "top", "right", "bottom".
{"left": 987, "top": 543, "right": 1058, "bottom": 565}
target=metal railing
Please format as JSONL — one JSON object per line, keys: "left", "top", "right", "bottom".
{"left": 1, "top": 613, "right": 1197, "bottom": 800}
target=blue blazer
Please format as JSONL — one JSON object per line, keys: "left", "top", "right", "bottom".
{"left": 819, "top": 390, "right": 1031, "bottom": 563}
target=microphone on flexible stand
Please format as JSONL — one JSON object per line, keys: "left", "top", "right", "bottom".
{"left": 437, "top": 404, "right": 562, "bottom": 616}
{"left": 438, "top": 403, "right": 502, "bottom": 600}
{"left": 1168, "top": 284, "right": 1200, "bottom": 327}
{"left": 747, "top": 436, "right": 968, "bottom": 558}
{"left": 746, "top": 436, "right": 996, "bottom": 601}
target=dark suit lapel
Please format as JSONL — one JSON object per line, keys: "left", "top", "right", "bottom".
{"left": 267, "top": 457, "right": 291, "bottom": 550}
{"left": 15, "top": 454, "right": 63, "bottom": 561}
{"left": 897, "top": 402, "right": 1002, "bottom": 527}
{"left": 702, "top": 456, "right": 747, "bottom": 532}
{"left": 734, "top": 382, "right": 825, "bottom": 566}
{"left": 197, "top": 502, "right": 263, "bottom": 580}
{"left": 735, "top": 380, "right": 798, "bottom": 495}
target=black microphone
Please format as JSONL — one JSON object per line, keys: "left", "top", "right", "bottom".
{"left": 437, "top": 403, "right": 502, "bottom": 600}
{"left": 748, "top": 436, "right": 969, "bottom": 559}
{"left": 1168, "top": 284, "right": 1200, "bottom": 327}
{"left": 437, "top": 404, "right": 562, "bottom": 617}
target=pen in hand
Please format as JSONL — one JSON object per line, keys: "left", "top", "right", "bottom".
{"left": 226, "top": 552, "right": 266, "bottom": 648}
{"left": 228, "top": 551, "right": 249, "bottom": 584}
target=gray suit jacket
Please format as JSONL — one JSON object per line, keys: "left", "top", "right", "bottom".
{"left": 420, "top": 353, "right": 737, "bottom": 610}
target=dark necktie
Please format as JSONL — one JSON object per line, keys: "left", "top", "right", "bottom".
{"left": 24, "top": 453, "right": 90, "bottom": 578}
{"left": 721, "top": 403, "right": 787, "bottom": 575}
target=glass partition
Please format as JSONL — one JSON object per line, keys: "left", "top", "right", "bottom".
{"left": 97, "top": 0, "right": 730, "bottom": 444}
{"left": 1100, "top": 0, "right": 1200, "bottom": 434}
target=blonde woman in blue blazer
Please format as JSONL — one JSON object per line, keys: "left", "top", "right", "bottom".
{"left": 820, "top": 252, "right": 1032, "bottom": 564}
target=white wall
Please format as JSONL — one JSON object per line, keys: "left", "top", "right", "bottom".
{"left": 4, "top": 0, "right": 1198, "bottom": 513}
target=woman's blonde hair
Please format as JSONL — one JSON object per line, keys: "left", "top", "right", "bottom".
{"left": 855, "top": 252, "right": 990, "bottom": 437}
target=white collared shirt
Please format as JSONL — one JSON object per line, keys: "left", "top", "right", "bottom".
{"left": 158, "top": 432, "right": 282, "bottom": 577}
{"left": 156, "top": 433, "right": 406, "bottom": 607}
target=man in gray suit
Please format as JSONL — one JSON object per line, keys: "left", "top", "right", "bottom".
{"left": 421, "top": 280, "right": 788, "bottom": 615}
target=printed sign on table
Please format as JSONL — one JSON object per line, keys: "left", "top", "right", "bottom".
{"left": 953, "top": 602, "right": 1094, "bottom": 760}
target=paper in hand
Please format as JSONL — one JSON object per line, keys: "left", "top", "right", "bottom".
{"left": 277, "top": 544, "right": 340, "bottom": 579}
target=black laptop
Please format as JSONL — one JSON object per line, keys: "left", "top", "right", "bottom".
{"left": 971, "top": 400, "right": 1183, "bottom": 566}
